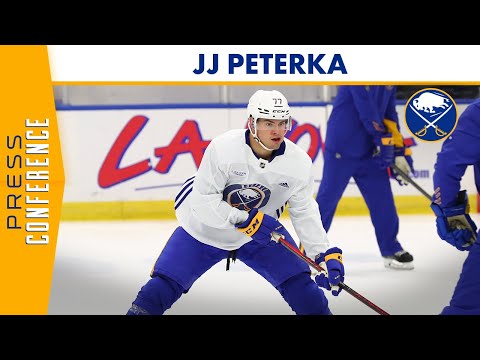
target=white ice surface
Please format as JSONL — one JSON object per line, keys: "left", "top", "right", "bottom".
{"left": 48, "top": 214, "right": 478, "bottom": 315}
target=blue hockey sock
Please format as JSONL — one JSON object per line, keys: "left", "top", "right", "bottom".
{"left": 127, "top": 275, "right": 184, "bottom": 315}
{"left": 276, "top": 272, "right": 331, "bottom": 315}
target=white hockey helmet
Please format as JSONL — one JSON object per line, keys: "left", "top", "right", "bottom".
{"left": 247, "top": 90, "right": 292, "bottom": 131}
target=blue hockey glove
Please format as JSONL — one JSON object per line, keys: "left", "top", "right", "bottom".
{"left": 373, "top": 133, "right": 394, "bottom": 170}
{"left": 390, "top": 147, "right": 414, "bottom": 186}
{"left": 235, "top": 208, "right": 284, "bottom": 245}
{"left": 431, "top": 190, "right": 478, "bottom": 251}
{"left": 314, "top": 247, "right": 344, "bottom": 296}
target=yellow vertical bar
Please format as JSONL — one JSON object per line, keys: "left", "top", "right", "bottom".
{"left": 0, "top": 45, "right": 64, "bottom": 314}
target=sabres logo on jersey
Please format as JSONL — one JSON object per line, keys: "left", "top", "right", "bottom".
{"left": 223, "top": 183, "right": 271, "bottom": 212}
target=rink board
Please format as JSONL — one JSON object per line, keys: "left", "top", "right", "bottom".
{"left": 57, "top": 103, "right": 477, "bottom": 220}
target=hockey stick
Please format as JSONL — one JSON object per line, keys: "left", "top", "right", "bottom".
{"left": 391, "top": 163, "right": 432, "bottom": 201}
{"left": 272, "top": 233, "right": 390, "bottom": 315}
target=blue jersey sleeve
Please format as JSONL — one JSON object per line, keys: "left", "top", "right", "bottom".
{"left": 348, "top": 86, "right": 387, "bottom": 137}
{"left": 384, "top": 86, "right": 399, "bottom": 123}
{"left": 433, "top": 100, "right": 480, "bottom": 207}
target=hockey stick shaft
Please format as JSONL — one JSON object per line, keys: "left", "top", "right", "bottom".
{"left": 391, "top": 163, "right": 432, "bottom": 201}
{"left": 272, "top": 233, "right": 390, "bottom": 315}
{"left": 391, "top": 164, "right": 477, "bottom": 243}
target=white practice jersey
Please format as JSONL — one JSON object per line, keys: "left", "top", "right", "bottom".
{"left": 174, "top": 129, "right": 329, "bottom": 260}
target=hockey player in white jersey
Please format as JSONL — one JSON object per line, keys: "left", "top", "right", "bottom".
{"left": 127, "top": 90, "right": 345, "bottom": 315}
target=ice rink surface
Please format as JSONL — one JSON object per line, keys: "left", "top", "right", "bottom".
{"left": 48, "top": 213, "right": 479, "bottom": 315}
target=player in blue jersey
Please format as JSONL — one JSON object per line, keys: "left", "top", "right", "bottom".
{"left": 430, "top": 97, "right": 480, "bottom": 315}
{"left": 316, "top": 85, "right": 415, "bottom": 269}
{"left": 127, "top": 90, "right": 345, "bottom": 315}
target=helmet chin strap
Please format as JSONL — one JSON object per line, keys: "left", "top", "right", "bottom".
{"left": 254, "top": 134, "right": 275, "bottom": 152}
{"left": 248, "top": 119, "right": 275, "bottom": 152}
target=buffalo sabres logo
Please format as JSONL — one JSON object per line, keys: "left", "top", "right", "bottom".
{"left": 223, "top": 183, "right": 271, "bottom": 212}
{"left": 404, "top": 88, "right": 458, "bottom": 142}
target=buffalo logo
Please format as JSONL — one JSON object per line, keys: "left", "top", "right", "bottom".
{"left": 223, "top": 183, "right": 271, "bottom": 212}
{"left": 404, "top": 88, "right": 458, "bottom": 142}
